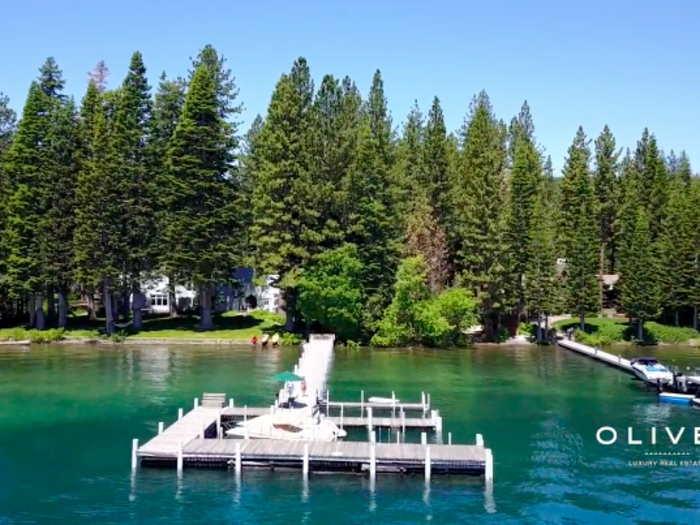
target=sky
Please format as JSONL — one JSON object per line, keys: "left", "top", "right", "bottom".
{"left": 1, "top": 0, "right": 697, "bottom": 173}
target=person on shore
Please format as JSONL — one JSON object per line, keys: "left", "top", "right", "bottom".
{"left": 251, "top": 335, "right": 258, "bottom": 345}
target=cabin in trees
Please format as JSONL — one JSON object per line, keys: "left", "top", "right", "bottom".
{"left": 555, "top": 258, "right": 620, "bottom": 310}
{"left": 134, "top": 269, "right": 282, "bottom": 315}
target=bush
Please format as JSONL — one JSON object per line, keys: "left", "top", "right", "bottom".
{"left": 518, "top": 322, "right": 536, "bottom": 337}
{"left": 0, "top": 327, "right": 66, "bottom": 344}
{"left": 556, "top": 317, "right": 700, "bottom": 345}
{"left": 371, "top": 257, "right": 478, "bottom": 347}
{"left": 644, "top": 322, "right": 700, "bottom": 344}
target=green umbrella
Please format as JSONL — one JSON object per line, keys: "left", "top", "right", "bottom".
{"left": 274, "top": 371, "right": 303, "bottom": 382}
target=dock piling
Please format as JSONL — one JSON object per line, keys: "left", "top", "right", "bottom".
{"left": 194, "top": 397, "right": 199, "bottom": 409}
{"left": 178, "top": 408, "right": 183, "bottom": 420}
{"left": 485, "top": 448, "right": 494, "bottom": 482}
{"left": 177, "top": 442, "right": 183, "bottom": 474}
{"left": 369, "top": 444, "right": 376, "bottom": 479}
{"left": 427, "top": 393, "right": 431, "bottom": 410}
{"left": 396, "top": 431, "right": 400, "bottom": 443}
{"left": 448, "top": 432, "right": 452, "bottom": 445}
{"left": 401, "top": 409, "right": 406, "bottom": 433}
{"left": 421, "top": 432, "right": 427, "bottom": 445}
{"left": 367, "top": 406, "right": 373, "bottom": 432}
{"left": 425, "top": 447, "right": 431, "bottom": 481}
{"left": 229, "top": 398, "right": 234, "bottom": 408}
{"left": 421, "top": 391, "right": 426, "bottom": 412}
{"left": 235, "top": 441, "right": 241, "bottom": 473}
{"left": 476, "top": 433, "right": 484, "bottom": 447}
{"left": 303, "top": 443, "right": 310, "bottom": 477}
{"left": 370, "top": 430, "right": 376, "bottom": 443}
{"left": 158, "top": 422, "right": 164, "bottom": 435}
{"left": 436, "top": 412, "right": 443, "bottom": 432}
{"left": 131, "top": 438, "right": 139, "bottom": 469}
{"left": 361, "top": 390, "right": 364, "bottom": 413}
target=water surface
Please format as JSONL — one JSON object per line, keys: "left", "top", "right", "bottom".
{"left": 1, "top": 343, "right": 700, "bottom": 524}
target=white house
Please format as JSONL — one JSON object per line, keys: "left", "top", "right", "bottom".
{"left": 132, "top": 269, "right": 282, "bottom": 315}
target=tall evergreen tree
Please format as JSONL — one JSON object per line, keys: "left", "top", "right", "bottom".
{"left": 508, "top": 102, "right": 541, "bottom": 319}
{"left": 559, "top": 127, "right": 599, "bottom": 328}
{"left": 0, "top": 93, "right": 16, "bottom": 159}
{"left": 423, "top": 97, "right": 451, "bottom": 229}
{"left": 593, "top": 125, "right": 619, "bottom": 307}
{"left": 2, "top": 83, "right": 54, "bottom": 328}
{"left": 392, "top": 101, "right": 424, "bottom": 223}
{"left": 162, "top": 64, "right": 240, "bottom": 329}
{"left": 43, "top": 99, "right": 80, "bottom": 327}
{"left": 453, "top": 91, "right": 510, "bottom": 337}
{"left": 189, "top": 44, "right": 242, "bottom": 123}
{"left": 524, "top": 184, "right": 557, "bottom": 342}
{"left": 249, "top": 58, "right": 317, "bottom": 331}
{"left": 110, "top": 51, "right": 154, "bottom": 328}
{"left": 346, "top": 70, "right": 398, "bottom": 334}
{"left": 620, "top": 208, "right": 661, "bottom": 340}
{"left": 73, "top": 90, "right": 123, "bottom": 334}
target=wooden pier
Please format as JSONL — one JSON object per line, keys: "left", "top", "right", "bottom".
{"left": 557, "top": 338, "right": 633, "bottom": 372}
{"left": 221, "top": 406, "right": 442, "bottom": 430}
{"left": 133, "top": 394, "right": 492, "bottom": 482}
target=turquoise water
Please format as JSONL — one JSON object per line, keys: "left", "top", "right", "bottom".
{"left": 1, "top": 343, "right": 700, "bottom": 524}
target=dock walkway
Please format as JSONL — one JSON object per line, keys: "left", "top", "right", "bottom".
{"left": 557, "top": 338, "right": 632, "bottom": 372}
{"left": 138, "top": 406, "right": 222, "bottom": 458}
{"left": 140, "top": 437, "right": 491, "bottom": 478}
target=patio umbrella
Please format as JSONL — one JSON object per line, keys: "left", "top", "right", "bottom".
{"left": 274, "top": 371, "right": 303, "bottom": 382}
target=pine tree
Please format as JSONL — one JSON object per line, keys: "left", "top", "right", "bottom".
{"left": 2, "top": 83, "right": 53, "bottom": 328}
{"left": 423, "top": 97, "right": 451, "bottom": 229}
{"left": 659, "top": 152, "right": 694, "bottom": 325}
{"left": 110, "top": 51, "right": 154, "bottom": 328}
{"left": 309, "top": 74, "right": 362, "bottom": 251}
{"left": 453, "top": 91, "right": 509, "bottom": 337}
{"left": 43, "top": 99, "right": 80, "bottom": 327}
{"left": 189, "top": 44, "right": 242, "bottom": 123}
{"left": 38, "top": 57, "right": 66, "bottom": 100}
{"left": 88, "top": 60, "right": 110, "bottom": 92}
{"left": 0, "top": 93, "right": 16, "bottom": 159}
{"left": 392, "top": 101, "right": 424, "bottom": 223}
{"left": 559, "top": 127, "right": 599, "bottom": 327}
{"left": 524, "top": 184, "right": 557, "bottom": 342}
{"left": 249, "top": 58, "right": 318, "bottom": 331}
{"left": 162, "top": 64, "right": 240, "bottom": 330}
{"left": 73, "top": 90, "right": 123, "bottom": 335}
{"left": 404, "top": 196, "right": 449, "bottom": 293}
{"left": 620, "top": 208, "right": 661, "bottom": 340}
{"left": 150, "top": 72, "right": 187, "bottom": 314}
{"left": 593, "top": 125, "right": 620, "bottom": 308}
{"left": 508, "top": 103, "right": 541, "bottom": 319}
{"left": 346, "top": 70, "right": 398, "bottom": 334}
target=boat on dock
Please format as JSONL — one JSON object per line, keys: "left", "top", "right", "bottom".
{"left": 630, "top": 357, "right": 674, "bottom": 385}
{"left": 226, "top": 411, "right": 347, "bottom": 441}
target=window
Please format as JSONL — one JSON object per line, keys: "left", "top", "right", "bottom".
{"left": 150, "top": 294, "right": 168, "bottom": 307}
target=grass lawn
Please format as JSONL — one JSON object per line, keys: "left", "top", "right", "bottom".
{"left": 552, "top": 316, "right": 700, "bottom": 345}
{"left": 0, "top": 310, "right": 286, "bottom": 343}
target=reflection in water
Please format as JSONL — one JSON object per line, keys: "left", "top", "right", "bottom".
{"left": 138, "top": 346, "right": 171, "bottom": 394}
{"left": 423, "top": 480, "right": 432, "bottom": 520}
{"left": 129, "top": 471, "right": 136, "bottom": 502}
{"left": 368, "top": 477, "right": 376, "bottom": 513}
{"left": 484, "top": 481, "right": 496, "bottom": 513}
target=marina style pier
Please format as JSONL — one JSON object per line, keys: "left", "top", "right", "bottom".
{"left": 132, "top": 334, "right": 493, "bottom": 482}
{"left": 557, "top": 338, "right": 633, "bottom": 372}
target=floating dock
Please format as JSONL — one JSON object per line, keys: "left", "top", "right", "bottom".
{"left": 132, "top": 334, "right": 492, "bottom": 482}
{"left": 134, "top": 394, "right": 490, "bottom": 481}
{"left": 557, "top": 338, "right": 632, "bottom": 372}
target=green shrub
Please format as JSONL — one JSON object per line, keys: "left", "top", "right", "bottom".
{"left": 110, "top": 331, "right": 127, "bottom": 343}
{"left": 644, "top": 322, "right": 700, "bottom": 344}
{"left": 518, "top": 322, "right": 536, "bottom": 337}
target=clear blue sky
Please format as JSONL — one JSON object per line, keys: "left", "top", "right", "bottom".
{"left": 2, "top": 0, "right": 697, "bottom": 173}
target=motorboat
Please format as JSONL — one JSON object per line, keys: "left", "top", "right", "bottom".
{"left": 630, "top": 357, "right": 673, "bottom": 385}
{"left": 226, "top": 411, "right": 347, "bottom": 441}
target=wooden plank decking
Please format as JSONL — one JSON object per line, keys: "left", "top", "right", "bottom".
{"left": 557, "top": 339, "right": 633, "bottom": 372}
{"left": 138, "top": 407, "right": 222, "bottom": 458}
{"left": 171, "top": 438, "right": 487, "bottom": 474}
{"left": 328, "top": 416, "right": 435, "bottom": 429}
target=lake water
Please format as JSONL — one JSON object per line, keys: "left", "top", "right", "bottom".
{"left": 1, "top": 343, "right": 700, "bottom": 524}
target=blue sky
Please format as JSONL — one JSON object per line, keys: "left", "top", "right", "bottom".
{"left": 1, "top": 0, "right": 697, "bottom": 172}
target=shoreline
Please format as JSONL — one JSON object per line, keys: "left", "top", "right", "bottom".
{"left": 0, "top": 335, "right": 698, "bottom": 348}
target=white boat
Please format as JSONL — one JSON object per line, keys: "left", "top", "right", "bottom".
{"left": 630, "top": 357, "right": 674, "bottom": 385}
{"left": 226, "top": 411, "right": 347, "bottom": 441}
{"left": 368, "top": 396, "right": 400, "bottom": 405}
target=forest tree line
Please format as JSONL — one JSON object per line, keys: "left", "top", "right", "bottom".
{"left": 0, "top": 46, "right": 698, "bottom": 343}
